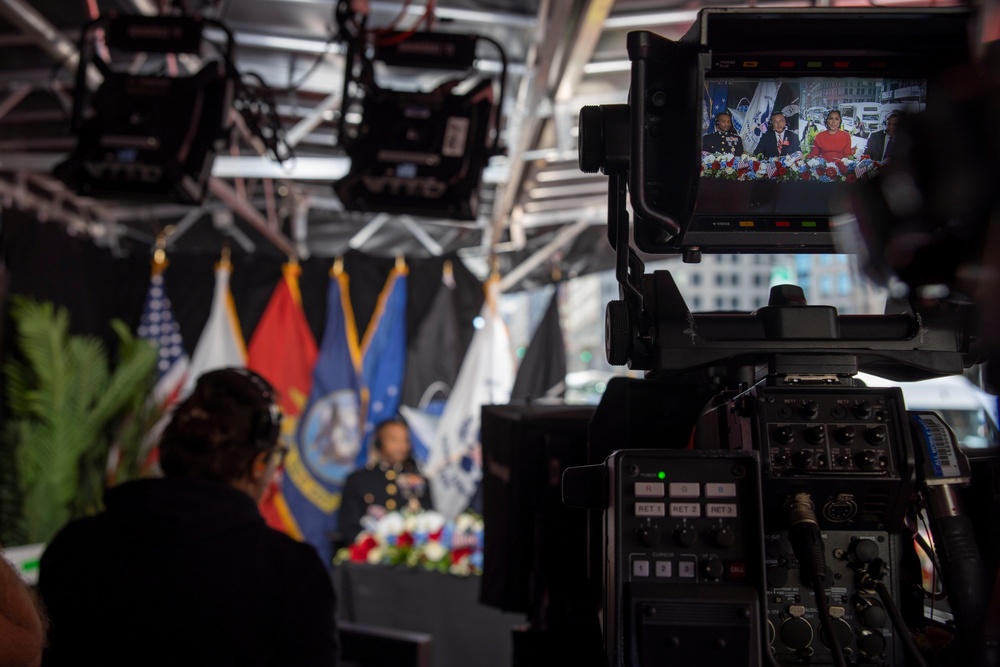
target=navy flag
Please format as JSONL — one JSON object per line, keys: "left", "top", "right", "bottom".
{"left": 286, "top": 261, "right": 365, "bottom": 566}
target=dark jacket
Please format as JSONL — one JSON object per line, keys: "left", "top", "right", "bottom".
{"left": 864, "top": 131, "right": 893, "bottom": 161}
{"left": 38, "top": 477, "right": 338, "bottom": 667}
{"left": 755, "top": 130, "right": 801, "bottom": 158}
{"left": 338, "top": 462, "right": 432, "bottom": 546}
{"left": 702, "top": 130, "right": 745, "bottom": 155}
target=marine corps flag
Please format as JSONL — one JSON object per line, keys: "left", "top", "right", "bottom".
{"left": 286, "top": 260, "right": 364, "bottom": 567}
{"left": 425, "top": 276, "right": 514, "bottom": 519}
{"left": 247, "top": 262, "right": 318, "bottom": 537}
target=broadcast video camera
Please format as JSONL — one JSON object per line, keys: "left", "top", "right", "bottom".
{"left": 562, "top": 8, "right": 1000, "bottom": 667}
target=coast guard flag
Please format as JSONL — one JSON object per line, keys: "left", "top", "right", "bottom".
{"left": 425, "top": 276, "right": 514, "bottom": 519}
{"left": 182, "top": 254, "right": 247, "bottom": 397}
{"left": 248, "top": 262, "right": 318, "bottom": 538}
{"left": 739, "top": 80, "right": 779, "bottom": 156}
{"left": 286, "top": 263, "right": 364, "bottom": 566}
{"left": 359, "top": 262, "right": 408, "bottom": 461}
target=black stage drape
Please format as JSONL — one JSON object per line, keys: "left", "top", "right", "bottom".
{"left": 0, "top": 209, "right": 485, "bottom": 364}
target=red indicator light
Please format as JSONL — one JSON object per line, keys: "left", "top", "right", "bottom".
{"left": 775, "top": 221, "right": 791, "bottom": 228}
{"left": 834, "top": 61, "right": 850, "bottom": 69}
{"left": 871, "top": 61, "right": 887, "bottom": 68}
{"left": 779, "top": 61, "right": 795, "bottom": 68}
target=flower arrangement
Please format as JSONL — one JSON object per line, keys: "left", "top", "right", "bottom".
{"left": 334, "top": 509, "right": 485, "bottom": 577}
{"left": 700, "top": 151, "right": 885, "bottom": 183}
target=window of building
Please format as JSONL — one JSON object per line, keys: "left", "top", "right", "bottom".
{"left": 820, "top": 275, "right": 833, "bottom": 297}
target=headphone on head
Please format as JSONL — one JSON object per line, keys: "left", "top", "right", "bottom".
{"left": 193, "top": 367, "right": 282, "bottom": 451}
{"left": 372, "top": 416, "right": 407, "bottom": 452}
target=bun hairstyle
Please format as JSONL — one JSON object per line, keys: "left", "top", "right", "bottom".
{"left": 159, "top": 368, "right": 283, "bottom": 483}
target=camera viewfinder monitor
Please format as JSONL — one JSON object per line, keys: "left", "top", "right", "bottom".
{"left": 627, "top": 8, "right": 972, "bottom": 257}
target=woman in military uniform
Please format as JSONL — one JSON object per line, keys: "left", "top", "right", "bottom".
{"left": 338, "top": 418, "right": 433, "bottom": 545}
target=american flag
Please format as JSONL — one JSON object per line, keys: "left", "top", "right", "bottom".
{"left": 138, "top": 270, "right": 189, "bottom": 409}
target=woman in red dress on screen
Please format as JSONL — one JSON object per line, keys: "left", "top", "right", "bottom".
{"left": 809, "top": 109, "right": 855, "bottom": 160}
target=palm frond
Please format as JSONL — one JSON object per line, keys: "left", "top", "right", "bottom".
{"left": 2, "top": 298, "right": 158, "bottom": 544}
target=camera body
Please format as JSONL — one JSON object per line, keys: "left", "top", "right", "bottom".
{"left": 566, "top": 8, "right": 997, "bottom": 667}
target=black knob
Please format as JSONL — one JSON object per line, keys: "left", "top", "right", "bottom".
{"left": 805, "top": 425, "right": 827, "bottom": 444}
{"left": 860, "top": 603, "right": 888, "bottom": 628}
{"left": 605, "top": 301, "right": 630, "bottom": 366}
{"left": 853, "top": 538, "right": 880, "bottom": 563}
{"left": 836, "top": 426, "right": 856, "bottom": 444}
{"left": 780, "top": 618, "right": 814, "bottom": 651}
{"left": 791, "top": 450, "right": 814, "bottom": 470}
{"left": 578, "top": 106, "right": 605, "bottom": 173}
{"left": 702, "top": 558, "right": 724, "bottom": 579}
{"left": 775, "top": 426, "right": 796, "bottom": 445}
{"left": 854, "top": 450, "right": 879, "bottom": 470}
{"left": 858, "top": 630, "right": 886, "bottom": 656}
{"left": 714, "top": 526, "right": 736, "bottom": 548}
{"left": 801, "top": 401, "right": 820, "bottom": 420}
{"left": 854, "top": 401, "right": 874, "bottom": 420}
{"left": 637, "top": 524, "right": 660, "bottom": 547}
{"left": 865, "top": 426, "right": 888, "bottom": 445}
{"left": 772, "top": 452, "right": 790, "bottom": 467}
{"left": 675, "top": 526, "right": 697, "bottom": 548}
{"left": 835, "top": 454, "right": 851, "bottom": 467}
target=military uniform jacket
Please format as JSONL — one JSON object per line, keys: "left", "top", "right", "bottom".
{"left": 339, "top": 462, "right": 433, "bottom": 545}
{"left": 702, "top": 130, "right": 745, "bottom": 155}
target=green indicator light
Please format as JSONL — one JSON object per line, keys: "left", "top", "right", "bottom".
{"left": 658, "top": 472, "right": 666, "bottom": 480}
{"left": 807, "top": 61, "right": 822, "bottom": 68}
{"left": 802, "top": 221, "right": 818, "bottom": 228}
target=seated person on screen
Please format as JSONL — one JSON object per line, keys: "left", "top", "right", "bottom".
{"left": 702, "top": 111, "right": 745, "bottom": 155}
{"left": 38, "top": 368, "right": 338, "bottom": 667}
{"left": 339, "top": 418, "right": 433, "bottom": 546}
{"left": 755, "top": 112, "right": 801, "bottom": 158}
{"left": 808, "top": 109, "right": 856, "bottom": 161}
{"left": 864, "top": 112, "right": 901, "bottom": 162}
